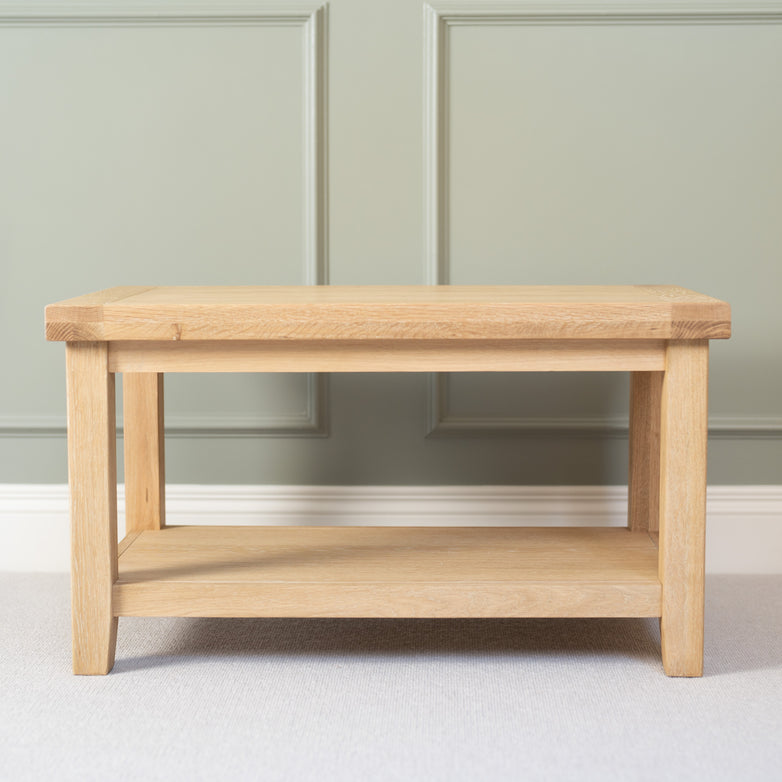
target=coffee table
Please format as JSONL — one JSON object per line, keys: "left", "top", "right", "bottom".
{"left": 45, "top": 285, "right": 731, "bottom": 675}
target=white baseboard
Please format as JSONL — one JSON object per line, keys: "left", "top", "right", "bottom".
{"left": 1, "top": 484, "right": 780, "bottom": 574}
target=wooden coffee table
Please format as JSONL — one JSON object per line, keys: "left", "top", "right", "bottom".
{"left": 45, "top": 285, "right": 730, "bottom": 676}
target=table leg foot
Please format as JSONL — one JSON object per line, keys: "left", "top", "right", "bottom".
{"left": 73, "top": 617, "right": 118, "bottom": 675}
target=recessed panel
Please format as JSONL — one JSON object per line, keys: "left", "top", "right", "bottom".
{"left": 156, "top": 372, "right": 310, "bottom": 431}
{"left": 444, "top": 19, "right": 782, "bottom": 428}
{"left": 1, "top": 22, "right": 317, "bottom": 431}
{"left": 442, "top": 372, "right": 629, "bottom": 432}
{"left": 448, "top": 22, "right": 782, "bottom": 285}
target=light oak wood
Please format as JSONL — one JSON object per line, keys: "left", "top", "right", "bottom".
{"left": 117, "top": 531, "right": 141, "bottom": 557}
{"left": 113, "top": 526, "right": 661, "bottom": 618}
{"left": 659, "top": 340, "right": 709, "bottom": 677}
{"left": 114, "top": 581, "right": 660, "bottom": 620}
{"left": 46, "top": 287, "right": 153, "bottom": 340}
{"left": 123, "top": 373, "right": 165, "bottom": 532}
{"left": 628, "top": 371, "right": 663, "bottom": 532}
{"left": 66, "top": 342, "right": 118, "bottom": 675}
{"left": 638, "top": 285, "right": 733, "bottom": 339}
{"left": 108, "top": 339, "right": 666, "bottom": 373}
{"left": 46, "top": 285, "right": 729, "bottom": 676}
{"left": 45, "top": 285, "right": 731, "bottom": 342}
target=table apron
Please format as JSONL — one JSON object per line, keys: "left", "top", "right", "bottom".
{"left": 107, "top": 339, "right": 666, "bottom": 373}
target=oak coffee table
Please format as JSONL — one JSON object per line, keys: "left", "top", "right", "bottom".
{"left": 45, "top": 285, "right": 731, "bottom": 676}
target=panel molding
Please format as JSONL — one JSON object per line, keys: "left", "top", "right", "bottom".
{"left": 425, "top": 371, "right": 782, "bottom": 439}
{"left": 0, "top": 375, "right": 329, "bottom": 437}
{"left": 423, "top": 0, "right": 782, "bottom": 438}
{"left": 425, "top": 2, "right": 782, "bottom": 26}
{"left": 424, "top": 0, "right": 782, "bottom": 285}
{"left": 424, "top": 410, "right": 782, "bottom": 440}
{"left": 0, "top": 2, "right": 325, "bottom": 25}
{"left": 0, "top": 372, "right": 328, "bottom": 438}
{"left": 1, "top": 0, "right": 329, "bottom": 437}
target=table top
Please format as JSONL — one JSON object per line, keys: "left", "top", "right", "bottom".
{"left": 45, "top": 285, "right": 730, "bottom": 342}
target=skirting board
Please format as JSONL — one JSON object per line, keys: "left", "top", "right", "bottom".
{"left": 1, "top": 484, "right": 780, "bottom": 574}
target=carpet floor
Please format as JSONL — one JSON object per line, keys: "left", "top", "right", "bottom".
{"left": 1, "top": 573, "right": 780, "bottom": 782}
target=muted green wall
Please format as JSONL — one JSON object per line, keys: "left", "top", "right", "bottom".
{"left": 1, "top": 1, "right": 781, "bottom": 485}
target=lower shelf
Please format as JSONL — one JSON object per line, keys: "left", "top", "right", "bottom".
{"left": 114, "top": 525, "right": 661, "bottom": 619}
{"left": 113, "top": 527, "right": 661, "bottom": 617}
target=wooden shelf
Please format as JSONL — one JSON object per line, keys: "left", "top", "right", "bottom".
{"left": 114, "top": 526, "right": 661, "bottom": 619}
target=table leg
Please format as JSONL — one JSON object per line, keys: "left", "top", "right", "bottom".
{"left": 66, "top": 342, "right": 118, "bottom": 674}
{"left": 628, "top": 371, "right": 663, "bottom": 533}
{"left": 123, "top": 373, "right": 166, "bottom": 532}
{"left": 659, "top": 340, "right": 709, "bottom": 677}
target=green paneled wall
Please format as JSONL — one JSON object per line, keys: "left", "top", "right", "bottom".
{"left": 1, "top": 0, "right": 780, "bottom": 485}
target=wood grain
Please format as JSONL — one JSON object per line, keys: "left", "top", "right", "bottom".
{"left": 117, "top": 531, "right": 141, "bottom": 557}
{"left": 66, "top": 342, "right": 118, "bottom": 675}
{"left": 108, "top": 339, "right": 666, "bottom": 373}
{"left": 48, "top": 285, "right": 726, "bottom": 675}
{"left": 45, "top": 287, "right": 153, "bottom": 341}
{"left": 639, "top": 285, "right": 732, "bottom": 339}
{"left": 113, "top": 526, "right": 662, "bottom": 618}
{"left": 628, "top": 371, "right": 663, "bottom": 532}
{"left": 123, "top": 373, "right": 165, "bottom": 532}
{"left": 46, "top": 285, "right": 731, "bottom": 342}
{"left": 659, "top": 340, "right": 709, "bottom": 677}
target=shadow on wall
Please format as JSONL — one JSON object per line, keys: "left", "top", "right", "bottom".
{"left": 197, "top": 372, "right": 632, "bottom": 486}
{"left": 106, "top": 371, "right": 630, "bottom": 486}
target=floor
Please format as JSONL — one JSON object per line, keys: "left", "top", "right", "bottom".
{"left": 1, "top": 573, "right": 780, "bottom": 782}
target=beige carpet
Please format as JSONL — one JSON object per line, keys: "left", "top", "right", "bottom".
{"left": 1, "top": 574, "right": 781, "bottom": 781}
